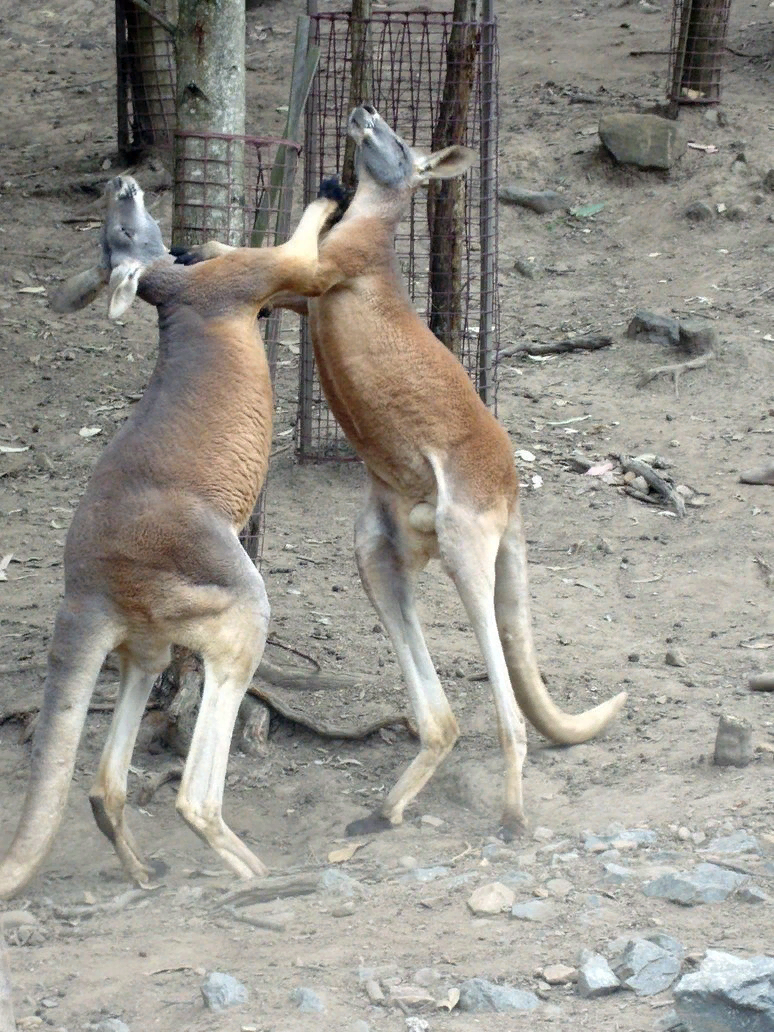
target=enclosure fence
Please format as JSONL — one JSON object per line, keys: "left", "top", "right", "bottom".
{"left": 298, "top": 9, "right": 500, "bottom": 461}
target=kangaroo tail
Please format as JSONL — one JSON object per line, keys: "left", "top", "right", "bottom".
{"left": 0, "top": 602, "right": 115, "bottom": 898}
{"left": 494, "top": 506, "right": 627, "bottom": 745}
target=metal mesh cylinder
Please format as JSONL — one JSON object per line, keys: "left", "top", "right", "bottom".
{"left": 668, "top": 0, "right": 732, "bottom": 108}
{"left": 297, "top": 9, "right": 500, "bottom": 462}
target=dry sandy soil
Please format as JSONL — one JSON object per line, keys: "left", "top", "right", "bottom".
{"left": 1, "top": 0, "right": 774, "bottom": 1029}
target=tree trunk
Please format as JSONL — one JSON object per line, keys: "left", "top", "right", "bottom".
{"left": 172, "top": 0, "right": 247, "bottom": 249}
{"left": 427, "top": 0, "right": 478, "bottom": 357}
{"left": 341, "top": 0, "right": 372, "bottom": 190}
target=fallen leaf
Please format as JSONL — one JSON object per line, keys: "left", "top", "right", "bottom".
{"left": 0, "top": 553, "right": 13, "bottom": 582}
{"left": 437, "top": 987, "right": 460, "bottom": 1011}
{"left": 569, "top": 201, "right": 605, "bottom": 218}
{"left": 328, "top": 841, "right": 366, "bottom": 864}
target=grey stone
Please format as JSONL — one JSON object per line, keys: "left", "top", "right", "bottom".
{"left": 514, "top": 257, "right": 539, "bottom": 278}
{"left": 290, "top": 987, "right": 326, "bottom": 1013}
{"left": 763, "top": 169, "right": 774, "bottom": 192}
{"left": 200, "top": 972, "right": 248, "bottom": 1011}
{"left": 737, "top": 885, "right": 770, "bottom": 904}
{"left": 458, "top": 977, "right": 540, "bottom": 1013}
{"left": 654, "top": 1010, "right": 688, "bottom": 1031}
{"left": 320, "top": 867, "right": 367, "bottom": 896}
{"left": 674, "top": 950, "right": 774, "bottom": 1031}
{"left": 684, "top": 200, "right": 714, "bottom": 222}
{"left": 613, "top": 939, "right": 682, "bottom": 996}
{"left": 598, "top": 113, "right": 687, "bottom": 170}
{"left": 499, "top": 869, "right": 534, "bottom": 889}
{"left": 642, "top": 863, "right": 748, "bottom": 905}
{"left": 577, "top": 952, "right": 621, "bottom": 998}
{"left": 678, "top": 318, "right": 717, "bottom": 356}
{"left": 95, "top": 1022, "right": 130, "bottom": 1032}
{"left": 704, "top": 829, "right": 758, "bottom": 854}
{"left": 399, "top": 865, "right": 450, "bottom": 883}
{"left": 498, "top": 186, "right": 567, "bottom": 213}
{"left": 584, "top": 826, "right": 659, "bottom": 849}
{"left": 627, "top": 310, "right": 680, "bottom": 348}
{"left": 510, "top": 899, "right": 555, "bottom": 922}
{"left": 714, "top": 714, "right": 754, "bottom": 767}
{"left": 602, "top": 863, "right": 634, "bottom": 885}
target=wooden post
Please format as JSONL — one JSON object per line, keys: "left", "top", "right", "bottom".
{"left": 341, "top": 0, "right": 372, "bottom": 190}
{"left": 427, "top": 0, "right": 478, "bottom": 357}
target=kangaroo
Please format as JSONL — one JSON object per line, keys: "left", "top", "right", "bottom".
{"left": 0, "top": 176, "right": 338, "bottom": 898}
{"left": 178, "top": 106, "right": 627, "bottom": 841}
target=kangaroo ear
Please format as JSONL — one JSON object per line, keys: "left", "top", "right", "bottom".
{"left": 415, "top": 145, "right": 477, "bottom": 180}
{"left": 107, "top": 261, "right": 143, "bottom": 320}
{"left": 49, "top": 266, "right": 109, "bottom": 314}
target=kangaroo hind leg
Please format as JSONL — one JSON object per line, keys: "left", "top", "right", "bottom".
{"left": 174, "top": 562, "right": 271, "bottom": 879}
{"left": 88, "top": 644, "right": 171, "bottom": 887}
{"left": 347, "top": 487, "right": 459, "bottom": 836}
{"left": 436, "top": 492, "right": 530, "bottom": 840}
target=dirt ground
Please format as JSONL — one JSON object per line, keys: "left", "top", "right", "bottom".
{"left": 1, "top": 0, "right": 773, "bottom": 1029}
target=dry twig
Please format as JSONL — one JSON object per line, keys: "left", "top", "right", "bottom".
{"left": 619, "top": 455, "right": 686, "bottom": 517}
{"left": 637, "top": 352, "right": 713, "bottom": 395}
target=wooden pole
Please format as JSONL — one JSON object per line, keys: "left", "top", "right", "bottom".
{"left": 341, "top": 0, "right": 372, "bottom": 190}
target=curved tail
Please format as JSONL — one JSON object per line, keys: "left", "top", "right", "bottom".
{"left": 0, "top": 603, "right": 113, "bottom": 899}
{"left": 494, "top": 506, "right": 627, "bottom": 745}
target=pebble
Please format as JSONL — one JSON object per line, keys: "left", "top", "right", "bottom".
{"left": 95, "top": 1023, "right": 130, "bottom": 1032}
{"left": 642, "top": 863, "right": 748, "bottom": 904}
{"left": 289, "top": 987, "right": 326, "bottom": 1013}
{"left": 511, "top": 899, "right": 555, "bottom": 922}
{"left": 704, "top": 829, "right": 758, "bottom": 854}
{"left": 458, "top": 977, "right": 540, "bottom": 1012}
{"left": 467, "top": 882, "right": 515, "bottom": 914}
{"left": 577, "top": 952, "right": 621, "bottom": 998}
{"left": 200, "top": 972, "right": 248, "bottom": 1012}
{"left": 541, "top": 963, "right": 577, "bottom": 985}
{"left": 713, "top": 714, "right": 754, "bottom": 767}
{"left": 544, "top": 877, "right": 573, "bottom": 898}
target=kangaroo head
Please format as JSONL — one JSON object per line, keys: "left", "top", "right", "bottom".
{"left": 348, "top": 105, "right": 477, "bottom": 198}
{"left": 51, "top": 175, "right": 168, "bottom": 318}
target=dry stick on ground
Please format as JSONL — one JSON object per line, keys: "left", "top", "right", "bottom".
{"left": 749, "top": 672, "right": 774, "bottom": 692}
{"left": 498, "top": 334, "right": 614, "bottom": 361}
{"left": 619, "top": 455, "right": 686, "bottom": 517}
{"left": 637, "top": 352, "right": 713, "bottom": 395}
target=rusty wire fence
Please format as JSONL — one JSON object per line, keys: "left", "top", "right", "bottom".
{"left": 115, "top": 0, "right": 176, "bottom": 154}
{"left": 667, "top": 0, "right": 732, "bottom": 110}
{"left": 298, "top": 9, "right": 500, "bottom": 461}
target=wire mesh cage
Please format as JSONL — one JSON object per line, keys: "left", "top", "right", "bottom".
{"left": 115, "top": 0, "right": 176, "bottom": 155}
{"left": 667, "top": 0, "right": 732, "bottom": 108}
{"left": 173, "top": 130, "right": 303, "bottom": 563}
{"left": 298, "top": 8, "right": 500, "bottom": 462}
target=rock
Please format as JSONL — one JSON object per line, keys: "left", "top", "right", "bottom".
{"left": 514, "top": 257, "right": 539, "bottom": 278}
{"left": 544, "top": 877, "right": 573, "bottom": 898}
{"left": 364, "top": 979, "right": 384, "bottom": 1003}
{"left": 510, "top": 899, "right": 555, "bottom": 922}
{"left": 598, "top": 113, "right": 686, "bottom": 170}
{"left": 665, "top": 648, "right": 689, "bottom": 667}
{"left": 533, "top": 825, "right": 555, "bottom": 843}
{"left": 763, "top": 169, "right": 774, "bottom": 192}
{"left": 404, "top": 1019, "right": 429, "bottom": 1032}
{"left": 542, "top": 963, "right": 577, "bottom": 985}
{"left": 739, "top": 463, "right": 774, "bottom": 486}
{"left": 320, "top": 867, "right": 368, "bottom": 896}
{"left": 498, "top": 186, "right": 567, "bottom": 213}
{"left": 684, "top": 200, "right": 714, "bottom": 222}
{"left": 674, "top": 950, "right": 774, "bottom": 1030}
{"left": 577, "top": 952, "right": 621, "bottom": 998}
{"left": 705, "top": 829, "right": 759, "bottom": 854}
{"left": 602, "top": 862, "right": 634, "bottom": 885}
{"left": 289, "top": 987, "right": 326, "bottom": 1013}
{"left": 467, "top": 882, "right": 515, "bottom": 915}
{"left": 654, "top": 1010, "right": 689, "bottom": 1031}
{"left": 714, "top": 714, "right": 754, "bottom": 767}
{"left": 458, "top": 977, "right": 540, "bottom": 1013}
{"left": 642, "top": 863, "right": 748, "bottom": 904}
{"left": 736, "top": 885, "right": 770, "bottom": 904}
{"left": 95, "top": 1022, "right": 130, "bottom": 1032}
{"left": 613, "top": 938, "right": 682, "bottom": 996}
{"left": 499, "top": 869, "right": 534, "bottom": 889}
{"left": 200, "top": 972, "right": 248, "bottom": 1011}
{"left": 626, "top": 310, "right": 680, "bottom": 347}
{"left": 387, "top": 984, "right": 436, "bottom": 1009}
{"left": 400, "top": 866, "right": 450, "bottom": 883}
{"left": 584, "top": 827, "right": 658, "bottom": 850}
{"left": 678, "top": 318, "right": 716, "bottom": 356}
